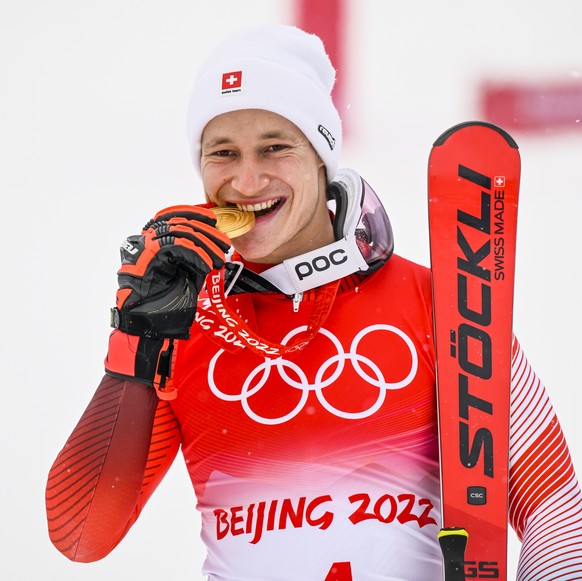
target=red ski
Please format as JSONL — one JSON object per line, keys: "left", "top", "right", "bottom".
{"left": 428, "top": 122, "right": 520, "bottom": 581}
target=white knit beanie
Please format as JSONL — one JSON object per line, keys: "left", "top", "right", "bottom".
{"left": 187, "top": 24, "right": 343, "bottom": 182}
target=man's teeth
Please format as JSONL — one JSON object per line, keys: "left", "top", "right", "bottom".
{"left": 236, "top": 199, "right": 280, "bottom": 213}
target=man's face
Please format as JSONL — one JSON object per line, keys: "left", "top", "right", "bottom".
{"left": 201, "top": 109, "right": 334, "bottom": 264}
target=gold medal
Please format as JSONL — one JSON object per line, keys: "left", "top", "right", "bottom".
{"left": 211, "top": 206, "right": 255, "bottom": 238}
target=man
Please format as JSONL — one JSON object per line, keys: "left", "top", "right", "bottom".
{"left": 46, "top": 24, "right": 582, "bottom": 579}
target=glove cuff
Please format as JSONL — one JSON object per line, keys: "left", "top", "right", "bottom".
{"left": 104, "top": 330, "right": 178, "bottom": 400}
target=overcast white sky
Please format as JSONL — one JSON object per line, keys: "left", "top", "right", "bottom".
{"left": 2, "top": 1, "right": 582, "bottom": 579}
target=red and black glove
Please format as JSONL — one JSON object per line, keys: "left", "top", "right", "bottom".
{"left": 104, "top": 205, "right": 231, "bottom": 397}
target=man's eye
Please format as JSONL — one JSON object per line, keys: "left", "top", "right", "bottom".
{"left": 268, "top": 144, "right": 288, "bottom": 152}
{"left": 213, "top": 149, "right": 232, "bottom": 157}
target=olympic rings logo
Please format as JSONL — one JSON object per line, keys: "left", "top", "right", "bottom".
{"left": 208, "top": 324, "right": 418, "bottom": 425}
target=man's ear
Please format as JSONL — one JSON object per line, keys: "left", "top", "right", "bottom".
{"left": 318, "top": 161, "right": 328, "bottom": 186}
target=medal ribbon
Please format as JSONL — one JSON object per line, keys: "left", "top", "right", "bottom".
{"left": 195, "top": 268, "right": 340, "bottom": 358}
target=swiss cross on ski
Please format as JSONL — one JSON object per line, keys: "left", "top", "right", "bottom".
{"left": 428, "top": 121, "right": 520, "bottom": 581}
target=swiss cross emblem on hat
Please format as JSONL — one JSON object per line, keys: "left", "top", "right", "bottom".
{"left": 221, "top": 71, "right": 243, "bottom": 94}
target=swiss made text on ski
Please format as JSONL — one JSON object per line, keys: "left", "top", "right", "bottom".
{"left": 428, "top": 121, "right": 520, "bottom": 581}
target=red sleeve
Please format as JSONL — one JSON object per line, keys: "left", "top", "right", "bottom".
{"left": 45, "top": 375, "right": 181, "bottom": 562}
{"left": 509, "top": 338, "right": 582, "bottom": 579}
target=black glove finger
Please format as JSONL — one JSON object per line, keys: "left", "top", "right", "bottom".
{"left": 144, "top": 204, "right": 217, "bottom": 231}
{"left": 157, "top": 248, "right": 213, "bottom": 285}
{"left": 161, "top": 240, "right": 226, "bottom": 278}
{"left": 156, "top": 224, "right": 229, "bottom": 268}
{"left": 164, "top": 219, "right": 231, "bottom": 252}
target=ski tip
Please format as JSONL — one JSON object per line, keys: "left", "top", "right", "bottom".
{"left": 433, "top": 121, "right": 519, "bottom": 149}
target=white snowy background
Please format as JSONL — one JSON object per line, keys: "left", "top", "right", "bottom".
{"left": 2, "top": 0, "right": 581, "bottom": 579}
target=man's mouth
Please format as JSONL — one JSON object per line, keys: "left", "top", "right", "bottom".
{"left": 235, "top": 198, "right": 282, "bottom": 219}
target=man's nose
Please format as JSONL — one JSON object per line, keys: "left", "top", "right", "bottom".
{"left": 231, "top": 158, "right": 269, "bottom": 196}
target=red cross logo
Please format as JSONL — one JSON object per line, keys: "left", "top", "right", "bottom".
{"left": 221, "top": 71, "right": 242, "bottom": 91}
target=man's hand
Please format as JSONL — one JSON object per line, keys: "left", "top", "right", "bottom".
{"left": 112, "top": 205, "right": 232, "bottom": 340}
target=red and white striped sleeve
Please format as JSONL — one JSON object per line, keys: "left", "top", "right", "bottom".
{"left": 509, "top": 338, "right": 582, "bottom": 580}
